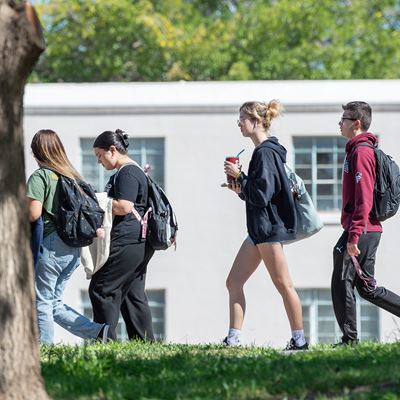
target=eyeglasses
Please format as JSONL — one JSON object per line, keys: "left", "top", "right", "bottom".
{"left": 339, "top": 117, "right": 357, "bottom": 124}
{"left": 237, "top": 118, "right": 251, "bottom": 127}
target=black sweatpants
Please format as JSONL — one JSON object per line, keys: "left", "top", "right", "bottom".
{"left": 332, "top": 231, "right": 400, "bottom": 342}
{"left": 89, "top": 241, "right": 155, "bottom": 341}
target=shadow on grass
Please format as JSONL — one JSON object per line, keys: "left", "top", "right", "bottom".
{"left": 41, "top": 342, "right": 400, "bottom": 400}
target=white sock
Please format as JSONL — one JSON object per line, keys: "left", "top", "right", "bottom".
{"left": 227, "top": 328, "right": 241, "bottom": 344}
{"left": 292, "top": 330, "right": 306, "bottom": 346}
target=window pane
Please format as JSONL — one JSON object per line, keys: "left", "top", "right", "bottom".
{"left": 296, "top": 168, "right": 312, "bottom": 180}
{"left": 317, "top": 168, "right": 334, "bottom": 179}
{"left": 360, "top": 305, "right": 379, "bottom": 319}
{"left": 317, "top": 184, "right": 333, "bottom": 195}
{"left": 317, "top": 152, "right": 333, "bottom": 164}
{"left": 319, "top": 320, "right": 336, "bottom": 334}
{"left": 317, "top": 199, "right": 334, "bottom": 210}
{"left": 316, "top": 137, "right": 334, "bottom": 148}
{"left": 295, "top": 152, "right": 312, "bottom": 165}
{"left": 293, "top": 136, "right": 346, "bottom": 212}
{"left": 293, "top": 137, "right": 312, "bottom": 149}
{"left": 318, "top": 304, "right": 334, "bottom": 318}
{"left": 337, "top": 137, "right": 347, "bottom": 148}
{"left": 317, "top": 291, "right": 332, "bottom": 301}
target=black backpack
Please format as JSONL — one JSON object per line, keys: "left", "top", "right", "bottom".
{"left": 116, "top": 163, "right": 178, "bottom": 250}
{"left": 352, "top": 143, "right": 400, "bottom": 221}
{"left": 145, "top": 175, "right": 178, "bottom": 250}
{"left": 49, "top": 171, "right": 104, "bottom": 247}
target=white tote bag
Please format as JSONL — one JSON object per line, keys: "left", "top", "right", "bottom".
{"left": 283, "top": 165, "right": 323, "bottom": 244}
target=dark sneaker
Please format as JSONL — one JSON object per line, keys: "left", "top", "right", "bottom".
{"left": 222, "top": 336, "right": 240, "bottom": 346}
{"left": 283, "top": 338, "right": 309, "bottom": 351}
{"left": 332, "top": 338, "right": 359, "bottom": 348}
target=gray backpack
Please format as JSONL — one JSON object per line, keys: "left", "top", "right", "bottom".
{"left": 283, "top": 165, "right": 323, "bottom": 244}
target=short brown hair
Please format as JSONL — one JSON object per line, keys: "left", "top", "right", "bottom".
{"left": 342, "top": 101, "right": 372, "bottom": 131}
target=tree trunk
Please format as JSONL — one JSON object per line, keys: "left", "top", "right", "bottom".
{"left": 0, "top": 1, "right": 47, "bottom": 399}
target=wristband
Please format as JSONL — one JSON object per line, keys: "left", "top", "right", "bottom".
{"left": 235, "top": 170, "right": 242, "bottom": 180}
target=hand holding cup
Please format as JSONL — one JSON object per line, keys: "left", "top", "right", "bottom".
{"left": 224, "top": 157, "right": 241, "bottom": 182}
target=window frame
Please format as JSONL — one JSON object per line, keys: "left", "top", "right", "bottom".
{"left": 293, "top": 136, "right": 346, "bottom": 213}
{"left": 80, "top": 289, "right": 166, "bottom": 341}
{"left": 298, "top": 288, "right": 380, "bottom": 344}
{"left": 80, "top": 137, "right": 165, "bottom": 192}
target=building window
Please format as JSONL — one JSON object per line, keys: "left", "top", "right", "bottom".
{"left": 293, "top": 136, "right": 346, "bottom": 211}
{"left": 80, "top": 137, "right": 165, "bottom": 192}
{"left": 298, "top": 288, "right": 379, "bottom": 344}
{"left": 81, "top": 289, "right": 166, "bottom": 341}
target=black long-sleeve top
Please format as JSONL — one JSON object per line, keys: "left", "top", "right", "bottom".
{"left": 237, "top": 137, "right": 297, "bottom": 244}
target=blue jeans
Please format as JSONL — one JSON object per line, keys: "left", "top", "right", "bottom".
{"left": 35, "top": 231, "right": 104, "bottom": 344}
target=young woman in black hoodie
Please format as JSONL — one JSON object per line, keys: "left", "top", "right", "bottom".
{"left": 223, "top": 100, "right": 307, "bottom": 350}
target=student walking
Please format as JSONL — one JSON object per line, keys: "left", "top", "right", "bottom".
{"left": 223, "top": 100, "right": 308, "bottom": 350}
{"left": 90, "top": 129, "right": 155, "bottom": 341}
{"left": 27, "top": 129, "right": 108, "bottom": 344}
{"left": 332, "top": 101, "right": 400, "bottom": 346}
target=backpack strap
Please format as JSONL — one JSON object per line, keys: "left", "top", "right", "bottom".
{"left": 113, "top": 161, "right": 151, "bottom": 240}
{"left": 131, "top": 207, "right": 152, "bottom": 240}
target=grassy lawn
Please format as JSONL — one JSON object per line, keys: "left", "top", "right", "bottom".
{"left": 41, "top": 341, "right": 400, "bottom": 400}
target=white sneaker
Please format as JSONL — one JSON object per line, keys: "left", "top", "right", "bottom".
{"left": 222, "top": 336, "right": 241, "bottom": 346}
{"left": 101, "top": 324, "right": 110, "bottom": 343}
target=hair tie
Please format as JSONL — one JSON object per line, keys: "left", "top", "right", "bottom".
{"left": 122, "top": 134, "right": 129, "bottom": 149}
{"left": 115, "top": 129, "right": 129, "bottom": 149}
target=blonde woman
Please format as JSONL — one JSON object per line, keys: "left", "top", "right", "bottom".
{"left": 223, "top": 101, "right": 307, "bottom": 350}
{"left": 27, "top": 129, "right": 109, "bottom": 343}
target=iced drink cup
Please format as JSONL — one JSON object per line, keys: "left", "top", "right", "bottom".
{"left": 225, "top": 156, "right": 240, "bottom": 184}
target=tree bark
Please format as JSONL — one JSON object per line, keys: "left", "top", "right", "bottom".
{"left": 0, "top": 1, "right": 47, "bottom": 399}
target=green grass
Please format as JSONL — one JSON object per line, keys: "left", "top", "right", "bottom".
{"left": 41, "top": 341, "right": 400, "bottom": 400}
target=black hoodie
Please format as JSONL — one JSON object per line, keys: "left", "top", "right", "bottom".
{"left": 237, "top": 137, "right": 297, "bottom": 244}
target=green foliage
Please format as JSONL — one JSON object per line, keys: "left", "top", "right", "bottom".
{"left": 41, "top": 341, "right": 400, "bottom": 399}
{"left": 32, "top": 0, "right": 400, "bottom": 82}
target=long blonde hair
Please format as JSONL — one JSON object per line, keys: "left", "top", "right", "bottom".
{"left": 239, "top": 100, "right": 282, "bottom": 132}
{"left": 31, "top": 129, "right": 82, "bottom": 180}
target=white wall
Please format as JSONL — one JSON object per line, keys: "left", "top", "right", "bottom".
{"left": 24, "top": 81, "right": 400, "bottom": 346}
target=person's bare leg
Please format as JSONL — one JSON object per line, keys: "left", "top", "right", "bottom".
{"left": 257, "top": 243, "right": 303, "bottom": 331}
{"left": 226, "top": 240, "right": 261, "bottom": 331}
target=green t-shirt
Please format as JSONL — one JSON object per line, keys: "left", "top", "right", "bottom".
{"left": 27, "top": 168, "right": 60, "bottom": 237}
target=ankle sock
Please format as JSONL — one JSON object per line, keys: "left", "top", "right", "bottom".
{"left": 292, "top": 329, "right": 306, "bottom": 347}
{"left": 227, "top": 328, "right": 241, "bottom": 344}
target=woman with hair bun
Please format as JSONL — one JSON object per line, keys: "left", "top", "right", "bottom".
{"left": 223, "top": 100, "right": 307, "bottom": 350}
{"left": 90, "top": 129, "right": 154, "bottom": 341}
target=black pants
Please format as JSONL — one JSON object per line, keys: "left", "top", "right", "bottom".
{"left": 332, "top": 231, "right": 400, "bottom": 341}
{"left": 89, "top": 241, "right": 155, "bottom": 341}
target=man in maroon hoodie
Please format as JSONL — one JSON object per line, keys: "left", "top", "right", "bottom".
{"left": 332, "top": 101, "right": 400, "bottom": 346}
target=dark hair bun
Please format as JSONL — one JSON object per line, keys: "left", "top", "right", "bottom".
{"left": 115, "top": 129, "right": 129, "bottom": 149}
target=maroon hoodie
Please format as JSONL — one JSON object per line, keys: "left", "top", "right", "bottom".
{"left": 342, "top": 132, "right": 382, "bottom": 244}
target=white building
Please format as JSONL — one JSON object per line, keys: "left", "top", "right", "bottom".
{"left": 24, "top": 80, "right": 400, "bottom": 346}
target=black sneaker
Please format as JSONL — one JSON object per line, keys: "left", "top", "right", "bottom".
{"left": 222, "top": 336, "right": 240, "bottom": 346}
{"left": 332, "top": 338, "right": 359, "bottom": 348}
{"left": 283, "top": 338, "right": 309, "bottom": 351}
